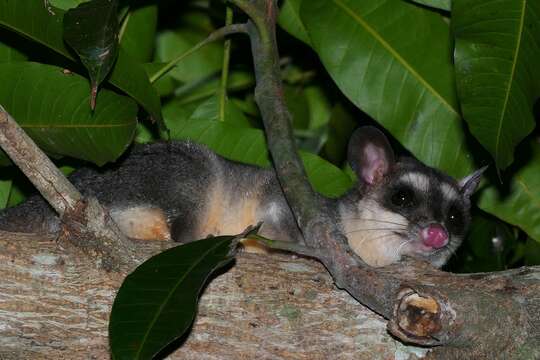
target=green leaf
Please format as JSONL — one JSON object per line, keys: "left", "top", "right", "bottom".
{"left": 163, "top": 99, "right": 203, "bottom": 128}
{"left": 284, "top": 85, "right": 310, "bottom": 130}
{"left": 323, "top": 104, "right": 357, "bottom": 165}
{"left": 189, "top": 95, "right": 251, "bottom": 128}
{"left": 305, "top": 86, "right": 332, "bottom": 130}
{"left": 301, "top": 0, "right": 473, "bottom": 177}
{"left": 109, "top": 236, "right": 237, "bottom": 360}
{"left": 453, "top": 0, "right": 540, "bottom": 169}
{"left": 114, "top": 48, "right": 163, "bottom": 124}
{"left": 0, "top": 0, "right": 161, "bottom": 122}
{"left": 142, "top": 61, "right": 176, "bottom": 97}
{"left": 64, "top": 0, "right": 120, "bottom": 109}
{"left": 0, "top": 179, "right": 11, "bottom": 208}
{"left": 0, "top": 28, "right": 27, "bottom": 62}
{"left": 408, "top": 0, "right": 451, "bottom": 11}
{"left": 155, "top": 30, "right": 223, "bottom": 84}
{"left": 278, "top": 0, "right": 311, "bottom": 45}
{"left": 120, "top": 4, "right": 157, "bottom": 63}
{"left": 134, "top": 122, "right": 157, "bottom": 144}
{"left": 164, "top": 116, "right": 352, "bottom": 198}
{"left": 478, "top": 140, "right": 540, "bottom": 243}
{"left": 0, "top": 62, "right": 137, "bottom": 166}
{"left": 174, "top": 71, "right": 255, "bottom": 106}
{"left": 49, "top": 0, "right": 88, "bottom": 10}
{"left": 3, "top": 167, "right": 29, "bottom": 207}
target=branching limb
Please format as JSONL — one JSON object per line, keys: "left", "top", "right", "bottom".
{"left": 0, "top": 106, "right": 140, "bottom": 271}
{"left": 228, "top": 0, "right": 341, "bottom": 249}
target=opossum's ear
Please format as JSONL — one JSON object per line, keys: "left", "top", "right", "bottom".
{"left": 459, "top": 166, "right": 488, "bottom": 198}
{"left": 348, "top": 126, "right": 395, "bottom": 186}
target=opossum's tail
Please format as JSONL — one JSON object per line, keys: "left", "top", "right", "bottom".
{"left": 0, "top": 196, "right": 60, "bottom": 234}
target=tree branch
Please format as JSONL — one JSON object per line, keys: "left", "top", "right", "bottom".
{"left": 0, "top": 106, "right": 141, "bottom": 271}
{"left": 0, "top": 106, "right": 80, "bottom": 215}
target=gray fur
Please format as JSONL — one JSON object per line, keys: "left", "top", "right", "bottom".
{"left": 0, "top": 141, "right": 302, "bottom": 244}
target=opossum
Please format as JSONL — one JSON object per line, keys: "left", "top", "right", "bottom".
{"left": 0, "top": 126, "right": 483, "bottom": 267}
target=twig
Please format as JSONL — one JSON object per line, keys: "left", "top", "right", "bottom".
{"left": 219, "top": 6, "right": 234, "bottom": 122}
{"left": 149, "top": 24, "right": 248, "bottom": 83}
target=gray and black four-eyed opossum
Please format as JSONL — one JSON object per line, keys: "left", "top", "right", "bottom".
{"left": 0, "top": 126, "right": 484, "bottom": 267}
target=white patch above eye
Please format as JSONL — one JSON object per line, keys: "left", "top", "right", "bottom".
{"left": 399, "top": 172, "right": 429, "bottom": 193}
{"left": 441, "top": 183, "right": 459, "bottom": 202}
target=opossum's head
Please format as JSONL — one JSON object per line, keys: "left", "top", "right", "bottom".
{"left": 341, "top": 126, "right": 485, "bottom": 268}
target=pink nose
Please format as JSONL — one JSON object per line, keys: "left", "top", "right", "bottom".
{"left": 422, "top": 224, "right": 448, "bottom": 249}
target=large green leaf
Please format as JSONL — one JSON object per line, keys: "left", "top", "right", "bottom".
{"left": 478, "top": 140, "right": 540, "bottom": 243}
{"left": 453, "top": 0, "right": 540, "bottom": 169}
{"left": 120, "top": 4, "right": 158, "bottom": 63}
{"left": 64, "top": 0, "right": 120, "bottom": 109}
{"left": 109, "top": 236, "right": 237, "bottom": 360}
{"left": 0, "top": 0, "right": 161, "bottom": 122}
{"left": 189, "top": 95, "right": 251, "bottom": 128}
{"left": 164, "top": 114, "right": 353, "bottom": 198}
{"left": 278, "top": 0, "right": 311, "bottom": 45}
{"left": 0, "top": 28, "right": 27, "bottom": 62}
{"left": 0, "top": 62, "right": 137, "bottom": 166}
{"left": 301, "top": 0, "right": 473, "bottom": 177}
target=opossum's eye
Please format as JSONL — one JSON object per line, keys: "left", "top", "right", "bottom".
{"left": 446, "top": 204, "right": 464, "bottom": 233}
{"left": 391, "top": 186, "right": 416, "bottom": 208}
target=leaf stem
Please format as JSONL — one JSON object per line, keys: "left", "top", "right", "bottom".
{"left": 149, "top": 24, "right": 247, "bottom": 84}
{"left": 219, "top": 7, "right": 234, "bottom": 122}
{"left": 250, "top": 235, "right": 326, "bottom": 260}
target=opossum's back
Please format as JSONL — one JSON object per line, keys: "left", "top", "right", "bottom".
{"left": 0, "top": 141, "right": 234, "bottom": 234}
{"left": 69, "top": 141, "right": 219, "bottom": 211}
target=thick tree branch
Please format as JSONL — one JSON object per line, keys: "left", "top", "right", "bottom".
{"left": 229, "top": 0, "right": 540, "bottom": 357}
{"left": 0, "top": 106, "right": 140, "bottom": 271}
{"left": 0, "top": 231, "right": 430, "bottom": 358}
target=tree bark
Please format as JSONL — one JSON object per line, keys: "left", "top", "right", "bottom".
{"left": 0, "top": 231, "right": 428, "bottom": 360}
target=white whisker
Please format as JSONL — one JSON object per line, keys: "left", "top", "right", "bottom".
{"left": 345, "top": 228, "right": 406, "bottom": 235}
{"left": 340, "top": 217, "right": 409, "bottom": 227}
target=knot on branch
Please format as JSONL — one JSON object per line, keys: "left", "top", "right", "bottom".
{"left": 388, "top": 287, "right": 445, "bottom": 346}
{"left": 59, "top": 197, "right": 140, "bottom": 272}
